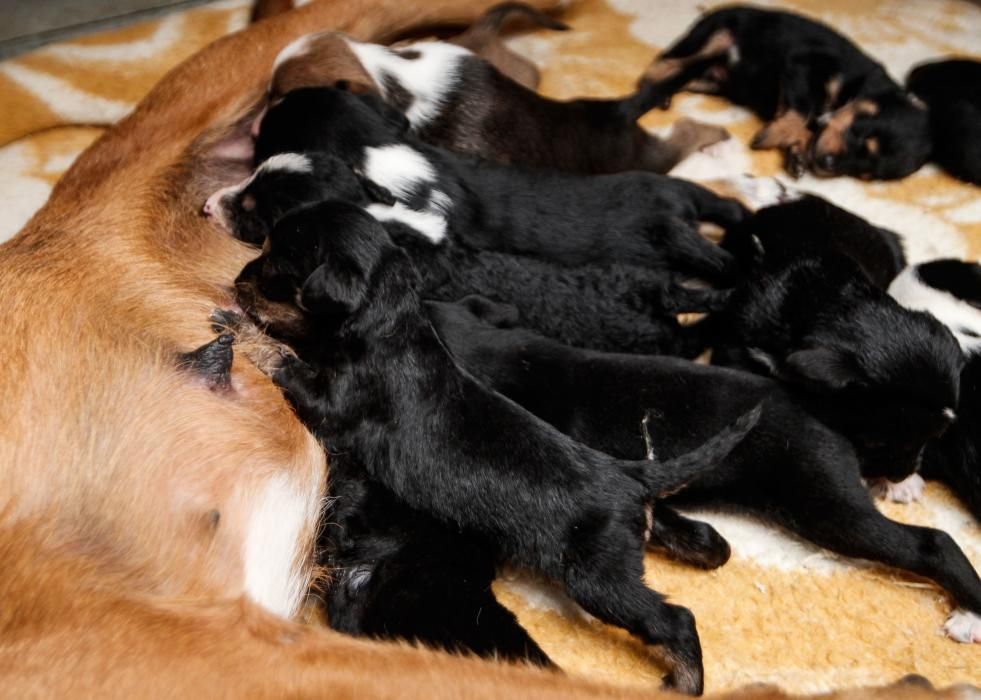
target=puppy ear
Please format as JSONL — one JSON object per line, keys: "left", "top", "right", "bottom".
{"left": 783, "top": 348, "right": 864, "bottom": 393}
{"left": 299, "top": 260, "right": 368, "bottom": 317}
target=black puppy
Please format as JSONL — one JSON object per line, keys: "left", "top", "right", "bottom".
{"left": 891, "top": 259, "right": 981, "bottom": 525}
{"left": 234, "top": 201, "right": 762, "bottom": 694}
{"left": 713, "top": 198, "right": 963, "bottom": 485}
{"left": 907, "top": 59, "right": 981, "bottom": 185}
{"left": 639, "top": 6, "right": 930, "bottom": 179}
{"left": 265, "top": 32, "right": 728, "bottom": 174}
{"left": 253, "top": 87, "right": 747, "bottom": 285}
{"left": 205, "top": 150, "right": 726, "bottom": 357}
{"left": 425, "top": 295, "right": 981, "bottom": 645}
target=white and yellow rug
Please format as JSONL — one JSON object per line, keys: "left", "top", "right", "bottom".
{"left": 0, "top": 0, "right": 978, "bottom": 693}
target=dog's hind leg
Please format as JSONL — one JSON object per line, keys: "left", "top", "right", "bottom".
{"left": 649, "top": 506, "right": 731, "bottom": 570}
{"left": 563, "top": 534, "right": 703, "bottom": 694}
{"left": 775, "top": 482, "right": 981, "bottom": 643}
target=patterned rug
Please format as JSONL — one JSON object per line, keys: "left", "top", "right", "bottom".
{"left": 1, "top": 0, "right": 978, "bottom": 693}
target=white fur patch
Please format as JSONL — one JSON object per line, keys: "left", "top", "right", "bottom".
{"left": 366, "top": 202, "right": 447, "bottom": 243}
{"left": 273, "top": 33, "right": 315, "bottom": 74}
{"left": 363, "top": 144, "right": 437, "bottom": 199}
{"left": 243, "top": 471, "right": 321, "bottom": 619}
{"left": 869, "top": 473, "right": 926, "bottom": 504}
{"left": 259, "top": 153, "right": 313, "bottom": 175}
{"left": 889, "top": 265, "right": 981, "bottom": 355}
{"left": 344, "top": 39, "right": 470, "bottom": 128}
{"left": 944, "top": 609, "right": 981, "bottom": 643}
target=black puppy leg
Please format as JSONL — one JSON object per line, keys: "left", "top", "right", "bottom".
{"left": 659, "top": 218, "right": 739, "bottom": 285}
{"left": 784, "top": 489, "right": 981, "bottom": 623}
{"left": 649, "top": 506, "right": 731, "bottom": 570}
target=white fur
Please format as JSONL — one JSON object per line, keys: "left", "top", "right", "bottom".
{"left": 258, "top": 153, "right": 313, "bottom": 175}
{"left": 366, "top": 202, "right": 447, "bottom": 244}
{"left": 243, "top": 471, "right": 321, "bottom": 619}
{"left": 363, "top": 144, "right": 437, "bottom": 199}
{"left": 344, "top": 39, "right": 470, "bottom": 128}
{"left": 889, "top": 265, "right": 981, "bottom": 355}
{"left": 944, "top": 609, "right": 981, "bottom": 643}
{"left": 869, "top": 473, "right": 925, "bottom": 504}
{"left": 272, "top": 33, "right": 314, "bottom": 74}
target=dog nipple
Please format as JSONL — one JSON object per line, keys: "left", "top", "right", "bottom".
{"left": 178, "top": 334, "right": 234, "bottom": 390}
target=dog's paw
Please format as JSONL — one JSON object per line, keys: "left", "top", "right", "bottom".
{"left": 944, "top": 609, "right": 981, "bottom": 643}
{"left": 210, "top": 307, "right": 244, "bottom": 334}
{"left": 870, "top": 473, "right": 925, "bottom": 504}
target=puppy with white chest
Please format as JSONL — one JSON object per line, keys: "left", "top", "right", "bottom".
{"left": 262, "top": 30, "right": 727, "bottom": 175}
{"left": 712, "top": 198, "right": 963, "bottom": 494}
{"left": 426, "top": 295, "right": 981, "bottom": 645}
{"left": 233, "top": 200, "right": 763, "bottom": 695}
{"left": 205, "top": 150, "right": 730, "bottom": 357}
{"left": 254, "top": 87, "right": 747, "bottom": 285}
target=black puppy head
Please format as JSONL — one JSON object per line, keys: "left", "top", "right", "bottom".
{"left": 784, "top": 305, "right": 963, "bottom": 478}
{"left": 812, "top": 93, "right": 930, "bottom": 180}
{"left": 203, "top": 152, "right": 381, "bottom": 245}
{"left": 254, "top": 87, "right": 410, "bottom": 164}
{"left": 234, "top": 200, "right": 407, "bottom": 341}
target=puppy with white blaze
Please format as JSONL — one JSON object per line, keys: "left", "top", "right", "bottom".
{"left": 233, "top": 200, "right": 764, "bottom": 695}
{"left": 263, "top": 31, "right": 727, "bottom": 174}
{"left": 254, "top": 87, "right": 748, "bottom": 286}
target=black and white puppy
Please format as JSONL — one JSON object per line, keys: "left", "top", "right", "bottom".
{"left": 265, "top": 33, "right": 728, "bottom": 174}
{"left": 253, "top": 87, "right": 747, "bottom": 285}
{"left": 205, "top": 150, "right": 727, "bottom": 357}
{"left": 233, "top": 201, "right": 763, "bottom": 694}
{"left": 426, "top": 295, "right": 981, "bottom": 644}
{"left": 713, "top": 199, "right": 963, "bottom": 487}
{"left": 890, "top": 259, "right": 981, "bottom": 529}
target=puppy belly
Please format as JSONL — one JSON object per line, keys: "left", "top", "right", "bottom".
{"left": 242, "top": 470, "right": 322, "bottom": 618}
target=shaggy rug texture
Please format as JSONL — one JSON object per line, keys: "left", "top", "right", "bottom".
{"left": 0, "top": 0, "right": 977, "bottom": 693}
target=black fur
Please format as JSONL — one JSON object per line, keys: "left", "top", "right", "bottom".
{"left": 907, "top": 59, "right": 981, "bottom": 185}
{"left": 643, "top": 6, "right": 931, "bottom": 179}
{"left": 714, "top": 199, "right": 962, "bottom": 481}
{"left": 254, "top": 87, "right": 747, "bottom": 285}
{"left": 426, "top": 295, "right": 981, "bottom": 635}
{"left": 234, "top": 201, "right": 764, "bottom": 695}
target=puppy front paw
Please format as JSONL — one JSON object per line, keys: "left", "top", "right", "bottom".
{"left": 869, "top": 473, "right": 925, "bottom": 504}
{"left": 944, "top": 609, "right": 981, "bottom": 643}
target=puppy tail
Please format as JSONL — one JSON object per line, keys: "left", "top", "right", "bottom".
{"left": 640, "top": 403, "right": 763, "bottom": 498}
{"left": 468, "top": 2, "right": 569, "bottom": 37}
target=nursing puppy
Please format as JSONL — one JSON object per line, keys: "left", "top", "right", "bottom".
{"left": 639, "top": 6, "right": 930, "bottom": 179}
{"left": 234, "top": 201, "right": 763, "bottom": 694}
{"left": 890, "top": 260, "right": 981, "bottom": 523}
{"left": 205, "top": 152, "right": 726, "bottom": 356}
{"left": 427, "top": 295, "right": 981, "bottom": 644}
{"left": 713, "top": 200, "right": 963, "bottom": 487}
{"left": 254, "top": 87, "right": 747, "bottom": 284}
{"left": 264, "top": 33, "right": 727, "bottom": 174}
{"left": 906, "top": 59, "right": 981, "bottom": 185}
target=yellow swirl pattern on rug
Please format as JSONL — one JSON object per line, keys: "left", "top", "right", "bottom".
{"left": 0, "top": 0, "right": 978, "bottom": 693}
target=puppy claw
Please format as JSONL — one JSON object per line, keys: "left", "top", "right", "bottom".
{"left": 178, "top": 334, "right": 234, "bottom": 390}
{"left": 870, "top": 473, "right": 925, "bottom": 504}
{"left": 944, "top": 609, "right": 981, "bottom": 643}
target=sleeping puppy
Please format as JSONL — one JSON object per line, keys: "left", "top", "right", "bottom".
{"left": 253, "top": 87, "right": 747, "bottom": 285}
{"left": 233, "top": 200, "right": 763, "bottom": 694}
{"left": 204, "top": 150, "right": 727, "bottom": 357}
{"left": 320, "top": 455, "right": 553, "bottom": 666}
{"left": 890, "top": 259, "right": 981, "bottom": 523}
{"left": 713, "top": 199, "right": 963, "bottom": 489}
{"left": 426, "top": 295, "right": 981, "bottom": 644}
{"left": 262, "top": 34, "right": 728, "bottom": 175}
{"left": 638, "top": 6, "right": 930, "bottom": 179}
{"left": 906, "top": 59, "right": 981, "bottom": 185}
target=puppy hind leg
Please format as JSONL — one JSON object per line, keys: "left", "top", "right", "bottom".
{"left": 649, "top": 506, "right": 731, "bottom": 570}
{"left": 563, "top": 558, "right": 703, "bottom": 694}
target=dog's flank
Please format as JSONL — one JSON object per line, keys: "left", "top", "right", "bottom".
{"left": 235, "top": 201, "right": 763, "bottom": 694}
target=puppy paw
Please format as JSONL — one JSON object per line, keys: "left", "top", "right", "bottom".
{"left": 944, "top": 609, "right": 981, "bottom": 643}
{"left": 870, "top": 473, "right": 925, "bottom": 504}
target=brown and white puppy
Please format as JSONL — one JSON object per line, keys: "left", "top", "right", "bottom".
{"left": 261, "top": 31, "right": 728, "bottom": 173}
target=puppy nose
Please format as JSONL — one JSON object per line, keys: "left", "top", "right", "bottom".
{"left": 818, "top": 153, "right": 837, "bottom": 171}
